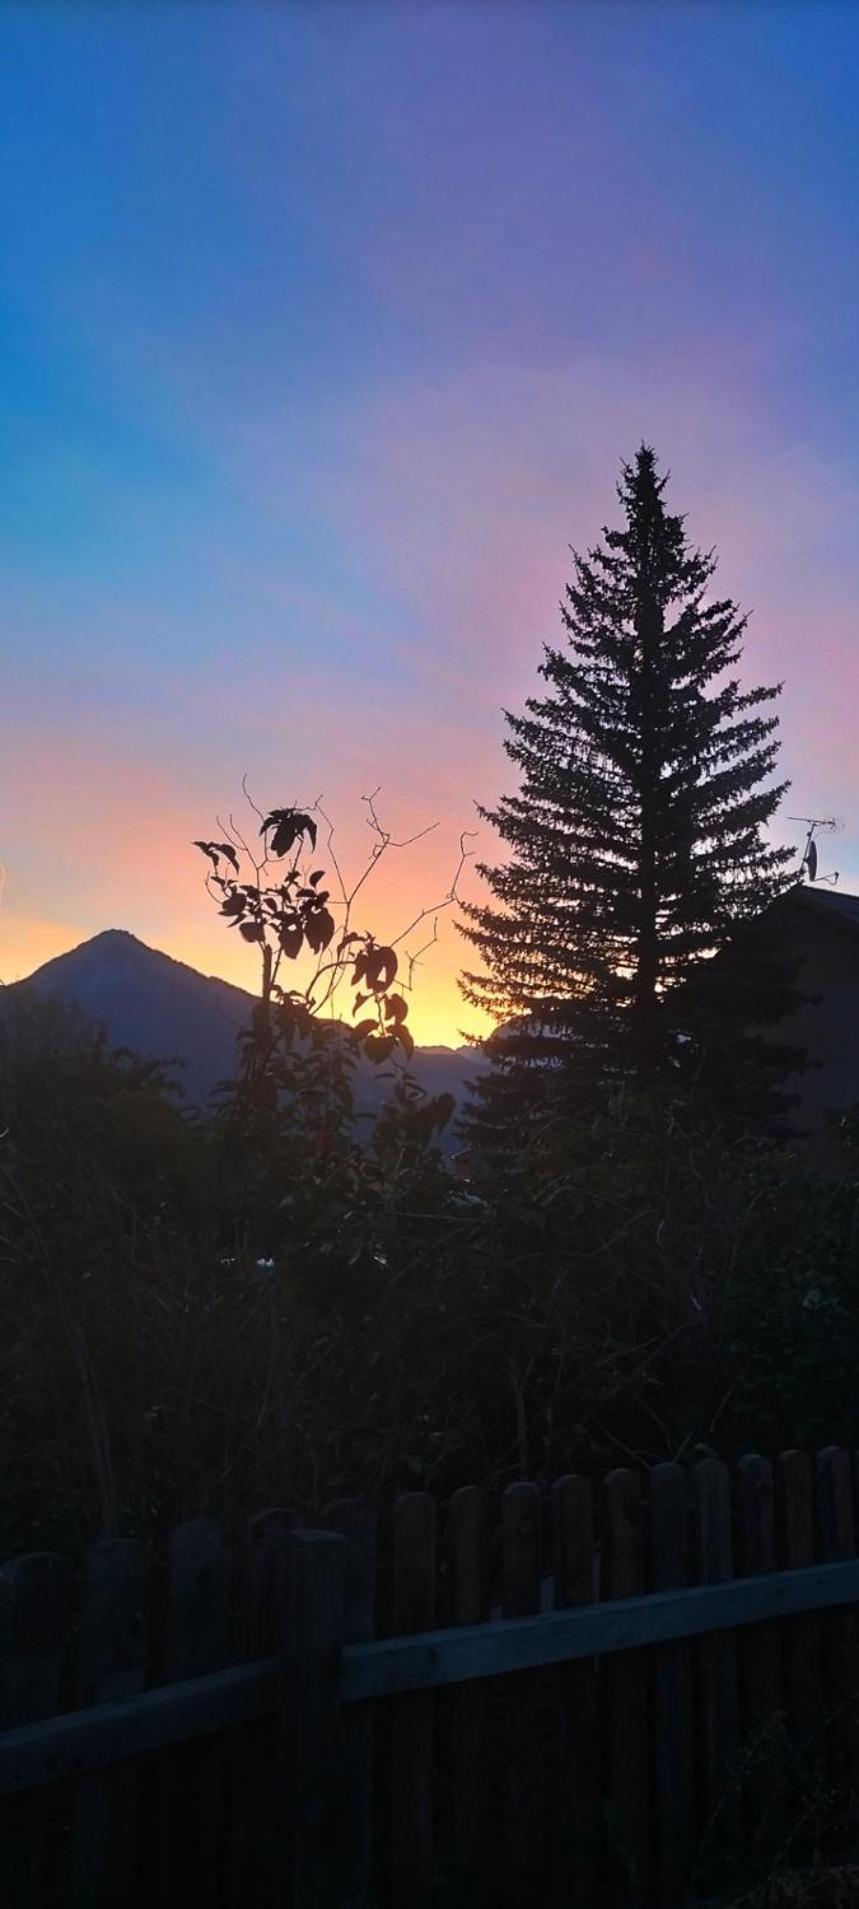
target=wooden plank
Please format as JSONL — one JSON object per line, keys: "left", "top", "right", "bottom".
{"left": 650, "top": 1462, "right": 694, "bottom": 1909}
{"left": 777, "top": 1449, "right": 824, "bottom": 1829}
{"left": 388, "top": 1492, "right": 436, "bottom": 1909}
{"left": 324, "top": 1498, "right": 378, "bottom": 1909}
{"left": 693, "top": 1458, "right": 741, "bottom": 1897}
{"left": 816, "top": 1445, "right": 859, "bottom": 1797}
{"left": 154, "top": 1518, "right": 230, "bottom": 1909}
{"left": 0, "top": 1658, "right": 277, "bottom": 1794}
{"left": 0, "top": 1552, "right": 71, "bottom": 1908}
{"left": 446, "top": 1487, "right": 491, "bottom": 1892}
{"left": 552, "top": 1473, "right": 600, "bottom": 1909}
{"left": 6, "top": 1554, "right": 859, "bottom": 1799}
{"left": 228, "top": 1510, "right": 296, "bottom": 1909}
{"left": 603, "top": 1468, "right": 648, "bottom": 1906}
{"left": 69, "top": 1539, "right": 150, "bottom": 1909}
{"left": 339, "top": 1555, "right": 859, "bottom": 1704}
{"left": 280, "top": 1529, "right": 346, "bottom": 1909}
{"left": 501, "top": 1481, "right": 544, "bottom": 1898}
{"left": 242, "top": 1507, "right": 297, "bottom": 1656}
{"left": 737, "top": 1456, "right": 785, "bottom": 1860}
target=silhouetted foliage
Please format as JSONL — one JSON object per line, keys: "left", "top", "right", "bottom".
{"left": 195, "top": 801, "right": 414, "bottom": 1111}
{"left": 4, "top": 979, "right": 859, "bottom": 1555}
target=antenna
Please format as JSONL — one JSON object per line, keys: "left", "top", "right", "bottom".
{"left": 788, "top": 815, "right": 843, "bottom": 888}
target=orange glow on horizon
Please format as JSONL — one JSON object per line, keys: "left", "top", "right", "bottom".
{"left": 1, "top": 910, "right": 490, "bottom": 1052}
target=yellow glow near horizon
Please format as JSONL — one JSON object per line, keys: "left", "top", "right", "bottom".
{"left": 1, "top": 913, "right": 490, "bottom": 1051}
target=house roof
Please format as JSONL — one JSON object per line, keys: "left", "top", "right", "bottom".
{"left": 786, "top": 884, "right": 859, "bottom": 937}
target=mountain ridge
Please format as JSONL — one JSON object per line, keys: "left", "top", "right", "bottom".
{"left": 8, "top": 929, "right": 486, "bottom": 1129}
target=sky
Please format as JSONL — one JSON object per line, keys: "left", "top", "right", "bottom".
{"left": 3, "top": 2, "right": 859, "bottom": 1044}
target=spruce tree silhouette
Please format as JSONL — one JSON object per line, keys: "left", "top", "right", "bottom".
{"left": 460, "top": 446, "right": 800, "bottom": 1149}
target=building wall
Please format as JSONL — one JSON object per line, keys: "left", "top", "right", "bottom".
{"left": 775, "top": 914, "right": 859, "bottom": 1173}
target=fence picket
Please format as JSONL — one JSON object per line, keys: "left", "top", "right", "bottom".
{"left": 0, "top": 1553, "right": 71, "bottom": 1908}
{"left": 738, "top": 1456, "right": 785, "bottom": 1861}
{"left": 552, "top": 1473, "right": 600, "bottom": 1909}
{"left": 389, "top": 1492, "right": 436, "bottom": 1909}
{"left": 155, "top": 1518, "right": 230, "bottom": 1909}
{"left": 69, "top": 1540, "right": 150, "bottom": 1909}
{"left": 693, "top": 1458, "right": 741, "bottom": 1895}
{"left": 228, "top": 1509, "right": 296, "bottom": 1908}
{"left": 603, "top": 1468, "right": 649, "bottom": 1907}
{"left": 816, "top": 1446, "right": 859, "bottom": 1802}
{"left": 777, "top": 1447, "right": 824, "bottom": 1853}
{"left": 281, "top": 1529, "right": 346, "bottom": 1909}
{"left": 650, "top": 1462, "right": 694, "bottom": 1908}
{"left": 446, "top": 1486, "right": 491, "bottom": 1892}
{"left": 324, "top": 1498, "right": 378, "bottom": 1909}
{"left": 501, "top": 1480, "right": 544, "bottom": 1902}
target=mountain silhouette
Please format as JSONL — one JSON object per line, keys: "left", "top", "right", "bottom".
{"left": 10, "top": 930, "right": 486, "bottom": 1139}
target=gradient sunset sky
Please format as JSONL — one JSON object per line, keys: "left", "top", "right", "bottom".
{"left": 3, "top": 3, "right": 859, "bottom": 1044}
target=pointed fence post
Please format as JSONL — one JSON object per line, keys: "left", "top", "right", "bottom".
{"left": 281, "top": 1529, "right": 346, "bottom": 1909}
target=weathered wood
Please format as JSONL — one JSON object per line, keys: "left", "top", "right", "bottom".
{"left": 228, "top": 1510, "right": 296, "bottom": 1909}
{"left": 650, "top": 1462, "right": 694, "bottom": 1909}
{"left": 155, "top": 1518, "right": 230, "bottom": 1909}
{"left": 603, "top": 1469, "right": 648, "bottom": 1906}
{"left": 501, "top": 1481, "right": 544, "bottom": 1897}
{"left": 339, "top": 1555, "right": 859, "bottom": 1704}
{"left": 0, "top": 1552, "right": 71, "bottom": 1908}
{"left": 693, "top": 1459, "right": 741, "bottom": 1895}
{"left": 552, "top": 1473, "right": 600, "bottom": 1909}
{"left": 325, "top": 1498, "right": 378, "bottom": 1909}
{"left": 777, "top": 1449, "right": 824, "bottom": 1809}
{"left": 0, "top": 1657, "right": 276, "bottom": 1794}
{"left": 242, "top": 1507, "right": 297, "bottom": 1656}
{"left": 446, "top": 1487, "right": 491, "bottom": 1888}
{"left": 69, "top": 1539, "right": 150, "bottom": 1909}
{"left": 738, "top": 1456, "right": 785, "bottom": 1858}
{"left": 817, "top": 1445, "right": 859, "bottom": 1794}
{"left": 389, "top": 1492, "right": 436, "bottom": 1909}
{"left": 6, "top": 1551, "right": 859, "bottom": 1803}
{"left": 281, "top": 1528, "right": 346, "bottom": 1909}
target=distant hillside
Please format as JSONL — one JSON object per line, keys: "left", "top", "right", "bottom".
{"left": 11, "top": 930, "right": 487, "bottom": 1140}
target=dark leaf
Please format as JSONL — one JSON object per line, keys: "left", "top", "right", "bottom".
{"left": 193, "top": 839, "right": 219, "bottom": 869}
{"left": 220, "top": 892, "right": 246, "bottom": 918}
{"left": 364, "top": 1033, "right": 396, "bottom": 1062}
{"left": 396, "top": 1025, "right": 415, "bottom": 1060}
{"left": 303, "top": 906, "right": 335, "bottom": 955}
{"left": 278, "top": 920, "right": 304, "bottom": 959}
{"left": 239, "top": 920, "right": 265, "bottom": 943}
{"left": 263, "top": 808, "right": 318, "bottom": 858}
{"left": 384, "top": 994, "right": 408, "bottom": 1025}
{"left": 366, "top": 945, "right": 398, "bottom": 993}
{"left": 350, "top": 1018, "right": 377, "bottom": 1045}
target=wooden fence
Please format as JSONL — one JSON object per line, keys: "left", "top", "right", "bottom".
{"left": 3, "top": 1449, "right": 859, "bottom": 1906}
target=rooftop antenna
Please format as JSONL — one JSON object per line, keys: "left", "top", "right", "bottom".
{"left": 788, "top": 815, "right": 842, "bottom": 887}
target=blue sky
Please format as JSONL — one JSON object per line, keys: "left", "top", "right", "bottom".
{"left": 3, "top": 2, "right": 859, "bottom": 1038}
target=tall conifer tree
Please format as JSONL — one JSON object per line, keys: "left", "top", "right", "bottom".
{"left": 460, "top": 447, "right": 799, "bottom": 1142}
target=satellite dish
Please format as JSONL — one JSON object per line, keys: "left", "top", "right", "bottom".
{"left": 806, "top": 839, "right": 818, "bottom": 882}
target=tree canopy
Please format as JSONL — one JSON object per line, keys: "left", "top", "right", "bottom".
{"left": 460, "top": 445, "right": 799, "bottom": 1143}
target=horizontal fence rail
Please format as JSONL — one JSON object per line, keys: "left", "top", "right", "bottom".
{"left": 3, "top": 1557, "right": 859, "bottom": 1796}
{"left": 339, "top": 1557, "right": 859, "bottom": 1703}
{"left": 0, "top": 1659, "right": 277, "bottom": 1797}
{"left": 4, "top": 1450, "right": 859, "bottom": 1906}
